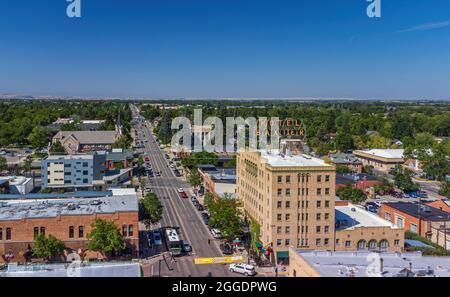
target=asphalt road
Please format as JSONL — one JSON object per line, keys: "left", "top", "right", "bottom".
{"left": 131, "top": 104, "right": 235, "bottom": 277}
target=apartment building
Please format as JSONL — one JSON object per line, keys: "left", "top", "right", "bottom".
{"left": 0, "top": 193, "right": 139, "bottom": 263}
{"left": 236, "top": 146, "right": 336, "bottom": 261}
{"left": 41, "top": 154, "right": 106, "bottom": 191}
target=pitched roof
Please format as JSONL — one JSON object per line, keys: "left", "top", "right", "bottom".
{"left": 55, "top": 131, "right": 119, "bottom": 145}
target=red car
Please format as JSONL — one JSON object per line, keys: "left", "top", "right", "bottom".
{"left": 144, "top": 156, "right": 150, "bottom": 162}
{"left": 180, "top": 192, "right": 188, "bottom": 199}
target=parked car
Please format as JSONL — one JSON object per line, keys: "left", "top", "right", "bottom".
{"left": 220, "top": 244, "right": 233, "bottom": 255}
{"left": 211, "top": 228, "right": 222, "bottom": 239}
{"left": 147, "top": 232, "right": 153, "bottom": 247}
{"left": 229, "top": 264, "right": 256, "bottom": 276}
{"left": 177, "top": 188, "right": 184, "bottom": 193}
{"left": 180, "top": 192, "right": 188, "bottom": 199}
{"left": 196, "top": 204, "right": 204, "bottom": 211}
{"left": 153, "top": 231, "right": 162, "bottom": 246}
{"left": 191, "top": 196, "right": 198, "bottom": 203}
{"left": 181, "top": 240, "right": 192, "bottom": 253}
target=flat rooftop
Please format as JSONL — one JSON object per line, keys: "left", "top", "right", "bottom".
{"left": 0, "top": 194, "right": 138, "bottom": 221}
{"left": 335, "top": 204, "right": 398, "bottom": 230}
{"left": 1, "top": 262, "right": 140, "bottom": 277}
{"left": 355, "top": 149, "right": 404, "bottom": 159}
{"left": 293, "top": 250, "right": 450, "bottom": 277}
{"left": 260, "top": 150, "right": 332, "bottom": 168}
{"left": 45, "top": 154, "right": 93, "bottom": 161}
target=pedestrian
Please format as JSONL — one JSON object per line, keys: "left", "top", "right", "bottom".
{"left": 207, "top": 238, "right": 211, "bottom": 245}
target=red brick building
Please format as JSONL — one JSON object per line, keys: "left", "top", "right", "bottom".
{"left": 380, "top": 202, "right": 450, "bottom": 240}
{"left": 0, "top": 194, "right": 139, "bottom": 263}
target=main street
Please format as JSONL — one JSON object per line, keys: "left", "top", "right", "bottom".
{"left": 131, "top": 104, "right": 235, "bottom": 277}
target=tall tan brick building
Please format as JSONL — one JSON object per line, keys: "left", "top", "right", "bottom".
{"left": 237, "top": 147, "right": 336, "bottom": 261}
{"left": 237, "top": 145, "right": 404, "bottom": 262}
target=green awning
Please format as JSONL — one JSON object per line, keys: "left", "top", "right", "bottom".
{"left": 255, "top": 242, "right": 263, "bottom": 248}
{"left": 276, "top": 251, "right": 289, "bottom": 259}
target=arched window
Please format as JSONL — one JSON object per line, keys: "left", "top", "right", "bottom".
{"left": 368, "top": 240, "right": 378, "bottom": 251}
{"left": 357, "top": 240, "right": 367, "bottom": 250}
{"left": 379, "top": 239, "right": 389, "bottom": 251}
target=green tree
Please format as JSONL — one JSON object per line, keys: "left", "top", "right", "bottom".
{"left": 207, "top": 194, "right": 243, "bottom": 239}
{"left": 87, "top": 219, "right": 125, "bottom": 258}
{"left": 139, "top": 193, "right": 164, "bottom": 229}
{"left": 336, "top": 185, "right": 367, "bottom": 204}
{"left": 28, "top": 126, "right": 51, "bottom": 149}
{"left": 0, "top": 156, "right": 7, "bottom": 172}
{"left": 23, "top": 156, "right": 33, "bottom": 176}
{"left": 113, "top": 135, "right": 132, "bottom": 149}
{"left": 32, "top": 234, "right": 65, "bottom": 261}
{"left": 439, "top": 181, "right": 450, "bottom": 197}
{"left": 188, "top": 169, "right": 202, "bottom": 188}
{"left": 49, "top": 141, "right": 66, "bottom": 154}
{"left": 138, "top": 156, "right": 144, "bottom": 167}
{"left": 393, "top": 166, "right": 419, "bottom": 192}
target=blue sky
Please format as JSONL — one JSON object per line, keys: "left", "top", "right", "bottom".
{"left": 0, "top": 0, "right": 450, "bottom": 99}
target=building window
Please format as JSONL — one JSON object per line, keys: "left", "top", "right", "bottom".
{"left": 277, "top": 201, "right": 282, "bottom": 209}
{"left": 316, "top": 226, "right": 321, "bottom": 233}
{"left": 277, "top": 189, "right": 282, "bottom": 197}
{"left": 379, "top": 239, "right": 389, "bottom": 251}
{"left": 40, "top": 227, "right": 45, "bottom": 236}
{"left": 69, "top": 226, "right": 74, "bottom": 239}
{"left": 277, "top": 214, "right": 282, "bottom": 221}
{"left": 34, "top": 227, "right": 39, "bottom": 238}
{"left": 78, "top": 226, "right": 84, "bottom": 238}
{"left": 317, "top": 188, "right": 322, "bottom": 195}
{"left": 316, "top": 213, "right": 321, "bottom": 221}
{"left": 277, "top": 239, "right": 282, "bottom": 246}
{"left": 317, "top": 175, "right": 322, "bottom": 182}
{"left": 368, "top": 240, "right": 378, "bottom": 251}
{"left": 286, "top": 188, "right": 291, "bottom": 196}
{"left": 336, "top": 239, "right": 340, "bottom": 245}
{"left": 277, "top": 226, "right": 282, "bottom": 234}
{"left": 394, "top": 239, "right": 400, "bottom": 246}
{"left": 324, "top": 225, "right": 329, "bottom": 233}
{"left": 325, "top": 175, "right": 330, "bottom": 182}
{"left": 325, "top": 188, "right": 330, "bottom": 195}
{"left": 6, "top": 228, "right": 11, "bottom": 240}
{"left": 285, "top": 214, "right": 290, "bottom": 221}
{"left": 277, "top": 176, "right": 282, "bottom": 183}
{"left": 286, "top": 176, "right": 291, "bottom": 184}
{"left": 285, "top": 226, "right": 290, "bottom": 234}
{"left": 325, "top": 213, "right": 330, "bottom": 220}
{"left": 316, "top": 201, "right": 321, "bottom": 208}
{"left": 357, "top": 240, "right": 367, "bottom": 250}
{"left": 316, "top": 238, "right": 321, "bottom": 246}
{"left": 128, "top": 225, "right": 134, "bottom": 237}
{"left": 286, "top": 201, "right": 291, "bottom": 208}
{"left": 410, "top": 223, "right": 418, "bottom": 233}
{"left": 0, "top": 228, "right": 2, "bottom": 240}
{"left": 324, "top": 238, "right": 329, "bottom": 246}
{"left": 395, "top": 216, "right": 404, "bottom": 228}
{"left": 325, "top": 200, "right": 330, "bottom": 208}
{"left": 385, "top": 213, "right": 391, "bottom": 222}
{"left": 345, "top": 240, "right": 351, "bottom": 247}
{"left": 83, "top": 162, "right": 88, "bottom": 167}
{"left": 285, "top": 239, "right": 290, "bottom": 246}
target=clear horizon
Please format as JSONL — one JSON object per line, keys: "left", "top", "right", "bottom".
{"left": 1, "top": 0, "right": 450, "bottom": 100}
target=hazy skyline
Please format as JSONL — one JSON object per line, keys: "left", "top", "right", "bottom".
{"left": 1, "top": 0, "right": 450, "bottom": 100}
